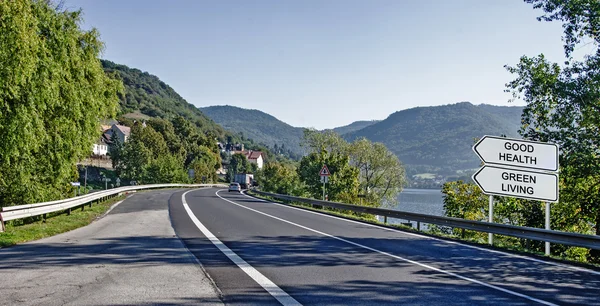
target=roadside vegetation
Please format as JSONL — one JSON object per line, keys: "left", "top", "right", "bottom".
{"left": 255, "top": 129, "right": 407, "bottom": 210}
{"left": 0, "top": 195, "right": 124, "bottom": 248}
{"left": 440, "top": 0, "right": 600, "bottom": 264}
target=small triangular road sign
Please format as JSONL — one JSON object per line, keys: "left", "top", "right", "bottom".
{"left": 319, "top": 165, "right": 330, "bottom": 176}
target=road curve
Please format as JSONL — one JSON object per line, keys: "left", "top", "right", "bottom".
{"left": 0, "top": 189, "right": 223, "bottom": 306}
{"left": 172, "top": 187, "right": 600, "bottom": 306}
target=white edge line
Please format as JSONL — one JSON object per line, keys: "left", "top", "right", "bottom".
{"left": 242, "top": 191, "right": 600, "bottom": 277}
{"left": 220, "top": 191, "right": 557, "bottom": 306}
{"left": 168, "top": 189, "right": 224, "bottom": 301}
{"left": 183, "top": 189, "right": 302, "bottom": 306}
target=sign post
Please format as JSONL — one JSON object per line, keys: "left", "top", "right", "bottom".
{"left": 319, "top": 165, "right": 330, "bottom": 201}
{"left": 473, "top": 135, "right": 559, "bottom": 253}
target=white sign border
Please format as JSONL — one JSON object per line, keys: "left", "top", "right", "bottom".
{"left": 472, "top": 165, "right": 559, "bottom": 203}
{"left": 472, "top": 135, "right": 560, "bottom": 172}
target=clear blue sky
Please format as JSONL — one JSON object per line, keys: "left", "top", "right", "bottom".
{"left": 67, "top": 0, "right": 568, "bottom": 129}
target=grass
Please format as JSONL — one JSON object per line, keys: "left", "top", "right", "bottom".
{"left": 0, "top": 195, "right": 125, "bottom": 248}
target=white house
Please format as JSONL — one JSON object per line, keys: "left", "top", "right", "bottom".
{"left": 92, "top": 138, "right": 109, "bottom": 156}
{"left": 246, "top": 151, "right": 264, "bottom": 169}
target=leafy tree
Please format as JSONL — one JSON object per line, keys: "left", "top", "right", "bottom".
{"left": 0, "top": 0, "right": 122, "bottom": 206}
{"left": 108, "top": 132, "right": 124, "bottom": 172}
{"left": 227, "top": 153, "right": 249, "bottom": 181}
{"left": 506, "top": 0, "right": 600, "bottom": 261}
{"left": 257, "top": 162, "right": 303, "bottom": 196}
{"left": 143, "top": 154, "right": 189, "bottom": 184}
{"left": 348, "top": 138, "right": 407, "bottom": 208}
{"left": 302, "top": 129, "right": 348, "bottom": 156}
{"left": 297, "top": 150, "right": 359, "bottom": 202}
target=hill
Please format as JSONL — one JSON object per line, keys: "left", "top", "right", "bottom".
{"left": 344, "top": 102, "right": 524, "bottom": 176}
{"left": 101, "top": 60, "right": 226, "bottom": 138}
{"left": 200, "top": 105, "right": 305, "bottom": 159}
{"left": 332, "top": 120, "right": 380, "bottom": 135}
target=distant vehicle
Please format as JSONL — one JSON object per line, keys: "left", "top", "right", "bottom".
{"left": 233, "top": 173, "right": 254, "bottom": 189}
{"left": 228, "top": 183, "right": 241, "bottom": 193}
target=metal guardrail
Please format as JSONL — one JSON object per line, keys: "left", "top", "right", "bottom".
{"left": 0, "top": 183, "right": 227, "bottom": 232}
{"left": 249, "top": 190, "right": 600, "bottom": 250}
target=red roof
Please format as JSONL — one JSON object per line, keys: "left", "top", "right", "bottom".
{"left": 247, "top": 151, "right": 263, "bottom": 160}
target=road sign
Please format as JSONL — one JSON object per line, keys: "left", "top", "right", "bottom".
{"left": 319, "top": 165, "right": 330, "bottom": 176}
{"left": 320, "top": 176, "right": 329, "bottom": 183}
{"left": 472, "top": 165, "right": 559, "bottom": 202}
{"left": 70, "top": 182, "right": 80, "bottom": 186}
{"left": 473, "top": 135, "right": 559, "bottom": 172}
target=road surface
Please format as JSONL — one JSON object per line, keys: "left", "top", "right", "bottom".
{"left": 0, "top": 189, "right": 222, "bottom": 306}
{"left": 172, "top": 188, "right": 600, "bottom": 305}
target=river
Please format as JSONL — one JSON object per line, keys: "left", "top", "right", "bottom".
{"left": 377, "top": 188, "right": 445, "bottom": 230}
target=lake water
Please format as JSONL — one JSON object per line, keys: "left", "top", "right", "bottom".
{"left": 377, "top": 188, "right": 445, "bottom": 230}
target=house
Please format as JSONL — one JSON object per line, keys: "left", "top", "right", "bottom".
{"left": 105, "top": 124, "right": 131, "bottom": 143}
{"left": 92, "top": 136, "right": 109, "bottom": 156}
{"left": 245, "top": 151, "right": 264, "bottom": 169}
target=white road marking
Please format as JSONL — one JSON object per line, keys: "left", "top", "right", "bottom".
{"left": 241, "top": 191, "right": 600, "bottom": 277}
{"left": 182, "top": 190, "right": 301, "bottom": 306}
{"left": 218, "top": 190, "right": 557, "bottom": 306}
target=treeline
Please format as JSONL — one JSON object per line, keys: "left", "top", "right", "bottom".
{"left": 0, "top": 1, "right": 122, "bottom": 207}
{"left": 441, "top": 0, "right": 600, "bottom": 264}
{"left": 256, "top": 130, "right": 407, "bottom": 209}
{"left": 110, "top": 116, "right": 221, "bottom": 184}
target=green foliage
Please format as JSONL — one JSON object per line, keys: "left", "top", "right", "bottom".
{"left": 101, "top": 60, "right": 226, "bottom": 138}
{"left": 0, "top": 0, "right": 122, "bottom": 206}
{"left": 257, "top": 162, "right": 304, "bottom": 196}
{"left": 142, "top": 154, "right": 189, "bottom": 184}
{"left": 348, "top": 138, "right": 407, "bottom": 207}
{"left": 504, "top": 0, "right": 600, "bottom": 262}
{"left": 331, "top": 120, "right": 380, "bottom": 136}
{"left": 200, "top": 105, "right": 304, "bottom": 160}
{"left": 344, "top": 103, "right": 524, "bottom": 176}
{"left": 227, "top": 153, "right": 250, "bottom": 181}
{"left": 297, "top": 151, "right": 360, "bottom": 202}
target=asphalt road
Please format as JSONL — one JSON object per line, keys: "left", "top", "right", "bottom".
{"left": 0, "top": 189, "right": 223, "bottom": 306}
{"left": 171, "top": 188, "right": 600, "bottom": 306}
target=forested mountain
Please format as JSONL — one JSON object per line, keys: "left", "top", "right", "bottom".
{"left": 332, "top": 120, "right": 380, "bottom": 135}
{"left": 344, "top": 102, "right": 524, "bottom": 176}
{"left": 200, "top": 105, "right": 305, "bottom": 159}
{"left": 101, "top": 60, "right": 226, "bottom": 139}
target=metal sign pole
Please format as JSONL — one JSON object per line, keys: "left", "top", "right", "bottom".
{"left": 545, "top": 202, "right": 551, "bottom": 255}
{"left": 489, "top": 195, "right": 494, "bottom": 245}
{"left": 322, "top": 181, "right": 326, "bottom": 201}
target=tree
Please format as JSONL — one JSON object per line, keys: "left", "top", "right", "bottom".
{"left": 302, "top": 129, "right": 348, "bottom": 156}
{"left": 0, "top": 0, "right": 122, "bottom": 206}
{"left": 227, "top": 153, "right": 249, "bottom": 181}
{"left": 506, "top": 0, "right": 600, "bottom": 261}
{"left": 297, "top": 150, "right": 359, "bottom": 202}
{"left": 348, "top": 138, "right": 407, "bottom": 208}
{"left": 257, "top": 162, "right": 303, "bottom": 196}
{"left": 108, "top": 132, "right": 124, "bottom": 172}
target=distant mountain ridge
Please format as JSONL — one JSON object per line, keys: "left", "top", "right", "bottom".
{"left": 344, "top": 102, "right": 524, "bottom": 175}
{"left": 200, "top": 105, "right": 305, "bottom": 159}
{"left": 332, "top": 120, "right": 380, "bottom": 135}
{"left": 199, "top": 102, "right": 524, "bottom": 177}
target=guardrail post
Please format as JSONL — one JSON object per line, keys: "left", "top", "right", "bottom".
{"left": 417, "top": 221, "right": 421, "bottom": 231}
{"left": 42, "top": 213, "right": 47, "bottom": 223}
{"left": 0, "top": 215, "right": 4, "bottom": 233}
{"left": 384, "top": 216, "right": 387, "bottom": 224}
{"left": 67, "top": 208, "right": 71, "bottom": 216}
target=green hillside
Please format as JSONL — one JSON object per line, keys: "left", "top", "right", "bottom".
{"left": 332, "top": 120, "right": 380, "bottom": 135}
{"left": 101, "top": 60, "right": 226, "bottom": 138}
{"left": 200, "top": 105, "right": 305, "bottom": 159}
{"left": 344, "top": 102, "right": 524, "bottom": 176}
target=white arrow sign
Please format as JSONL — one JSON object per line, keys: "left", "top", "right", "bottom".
{"left": 473, "top": 135, "right": 559, "bottom": 172}
{"left": 472, "top": 165, "right": 558, "bottom": 202}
